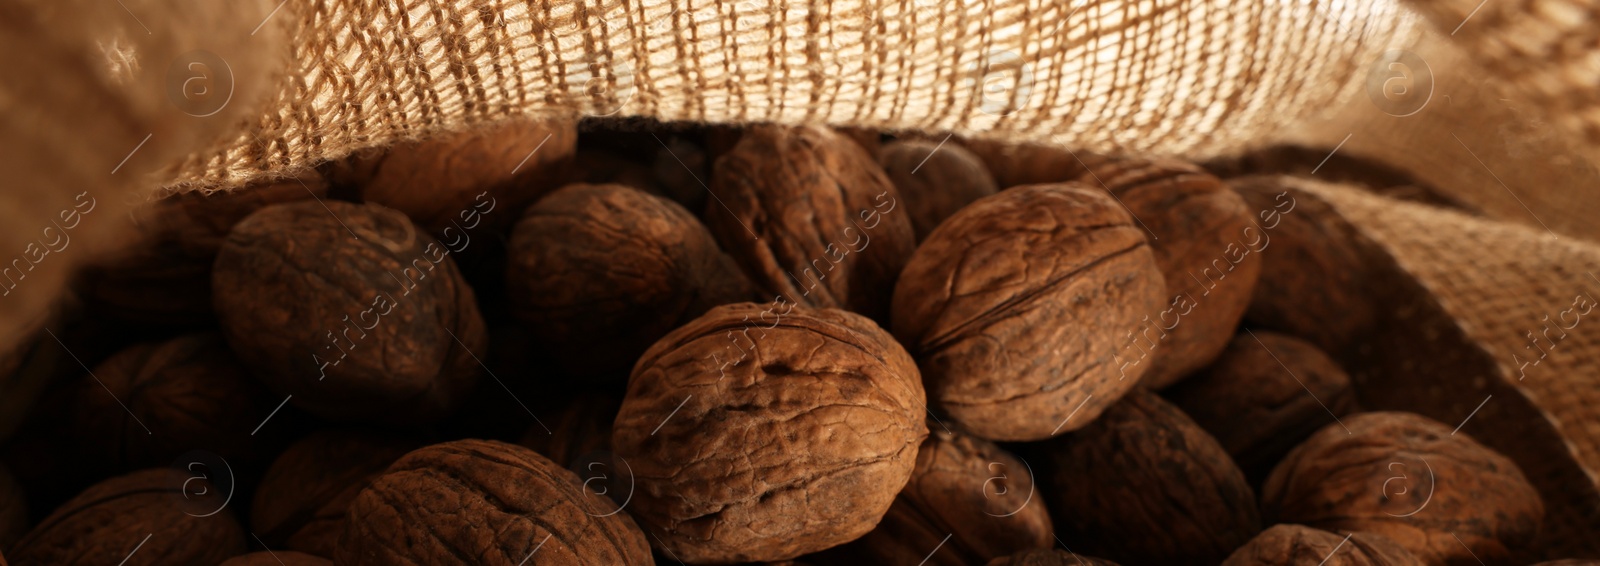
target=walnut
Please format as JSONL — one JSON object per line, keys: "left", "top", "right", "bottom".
{"left": 985, "top": 549, "right": 1123, "bottom": 566}
{"left": 64, "top": 333, "right": 284, "bottom": 470}
{"left": 838, "top": 427, "right": 1053, "bottom": 565}
{"left": 1164, "top": 331, "right": 1360, "bottom": 485}
{"left": 1229, "top": 176, "right": 1375, "bottom": 353}
{"left": 1071, "top": 158, "right": 1262, "bottom": 389}
{"left": 877, "top": 139, "right": 999, "bottom": 241}
{"left": 650, "top": 135, "right": 713, "bottom": 212}
{"left": 1261, "top": 412, "right": 1544, "bottom": 564}
{"left": 323, "top": 120, "right": 577, "bottom": 234}
{"left": 891, "top": 183, "right": 1166, "bottom": 441}
{"left": 219, "top": 551, "right": 331, "bottom": 566}
{"left": 336, "top": 439, "right": 652, "bottom": 565}
{"left": 9, "top": 468, "right": 244, "bottom": 564}
{"left": 612, "top": 302, "right": 928, "bottom": 563}
{"left": 959, "top": 140, "right": 1102, "bottom": 188}
{"left": 705, "top": 125, "right": 915, "bottom": 323}
{"left": 0, "top": 464, "right": 25, "bottom": 551}
{"left": 250, "top": 430, "right": 418, "bottom": 557}
{"left": 520, "top": 391, "right": 620, "bottom": 471}
{"left": 1038, "top": 388, "right": 1260, "bottom": 565}
{"left": 1221, "top": 525, "right": 1422, "bottom": 566}
{"left": 1532, "top": 561, "right": 1600, "bottom": 565}
{"left": 507, "top": 184, "right": 752, "bottom": 380}
{"left": 212, "top": 200, "right": 487, "bottom": 425}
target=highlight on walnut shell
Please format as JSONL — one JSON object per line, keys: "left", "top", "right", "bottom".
{"left": 705, "top": 124, "right": 915, "bottom": 323}
{"left": 252, "top": 430, "right": 419, "bottom": 557}
{"left": 1221, "top": 524, "right": 1422, "bottom": 566}
{"left": 212, "top": 200, "right": 487, "bottom": 426}
{"left": 9, "top": 468, "right": 245, "bottom": 565}
{"left": 336, "top": 439, "right": 652, "bottom": 565}
{"left": 1071, "top": 157, "right": 1262, "bottom": 389}
{"left": 986, "top": 548, "right": 1123, "bottom": 566}
{"left": 1261, "top": 411, "right": 1544, "bottom": 564}
{"left": 835, "top": 427, "right": 1053, "bottom": 565}
{"left": 891, "top": 183, "right": 1166, "bottom": 441}
{"left": 877, "top": 138, "right": 998, "bottom": 241}
{"left": 612, "top": 302, "right": 928, "bottom": 563}
{"left": 1037, "top": 388, "right": 1261, "bottom": 565}
{"left": 507, "top": 183, "right": 752, "bottom": 380}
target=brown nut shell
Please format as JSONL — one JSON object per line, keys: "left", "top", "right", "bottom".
{"left": 1221, "top": 524, "right": 1422, "bottom": 566}
{"left": 1164, "top": 331, "right": 1359, "bottom": 485}
{"left": 1072, "top": 158, "right": 1261, "bottom": 389}
{"left": 0, "top": 465, "right": 25, "bottom": 551}
{"left": 985, "top": 548, "right": 1122, "bottom": 566}
{"left": 959, "top": 141, "right": 1103, "bottom": 188}
{"left": 1261, "top": 412, "right": 1544, "bottom": 564}
{"left": 1039, "top": 388, "right": 1261, "bottom": 565}
{"left": 10, "top": 468, "right": 245, "bottom": 565}
{"left": 705, "top": 125, "right": 914, "bottom": 322}
{"left": 508, "top": 183, "right": 751, "bottom": 379}
{"left": 877, "top": 139, "right": 999, "bottom": 241}
{"left": 219, "top": 551, "right": 331, "bottom": 566}
{"left": 613, "top": 302, "right": 928, "bottom": 563}
{"left": 891, "top": 183, "right": 1165, "bottom": 441}
{"left": 335, "top": 439, "right": 651, "bottom": 565}
{"left": 212, "top": 200, "right": 486, "bottom": 425}
{"left": 840, "top": 427, "right": 1053, "bottom": 565}
{"left": 251, "top": 430, "right": 418, "bottom": 557}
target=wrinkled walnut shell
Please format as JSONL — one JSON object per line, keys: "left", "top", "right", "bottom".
{"left": 1262, "top": 412, "right": 1544, "bottom": 564}
{"left": 508, "top": 184, "right": 751, "bottom": 379}
{"left": 219, "top": 551, "right": 331, "bottom": 566}
{"left": 706, "top": 125, "right": 915, "bottom": 322}
{"left": 213, "top": 201, "right": 486, "bottom": 425}
{"left": 1164, "top": 331, "right": 1359, "bottom": 485}
{"left": 336, "top": 439, "right": 652, "bottom": 565}
{"left": 10, "top": 468, "right": 244, "bottom": 565}
{"left": 1221, "top": 525, "right": 1422, "bottom": 566}
{"left": 840, "top": 427, "right": 1053, "bottom": 565}
{"left": 892, "top": 183, "right": 1165, "bottom": 441}
{"left": 613, "top": 302, "right": 928, "bottom": 563}
{"left": 1039, "top": 388, "right": 1260, "bottom": 565}
{"left": 985, "top": 549, "right": 1122, "bottom": 566}
{"left": 252, "top": 430, "right": 418, "bottom": 557}
{"left": 877, "top": 139, "right": 998, "bottom": 241}
{"left": 1072, "top": 158, "right": 1261, "bottom": 389}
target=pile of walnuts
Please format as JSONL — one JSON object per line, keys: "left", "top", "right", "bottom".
{"left": 0, "top": 120, "right": 1570, "bottom": 566}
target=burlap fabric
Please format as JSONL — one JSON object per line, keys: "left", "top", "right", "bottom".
{"left": 3, "top": 0, "right": 1600, "bottom": 556}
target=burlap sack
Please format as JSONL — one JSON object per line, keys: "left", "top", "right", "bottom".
{"left": 4, "top": 0, "right": 1599, "bottom": 556}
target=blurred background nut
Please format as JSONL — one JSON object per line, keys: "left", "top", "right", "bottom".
{"left": 985, "top": 548, "right": 1123, "bottom": 566}
{"left": 212, "top": 201, "right": 487, "bottom": 425}
{"left": 65, "top": 333, "right": 284, "bottom": 471}
{"left": 1261, "top": 412, "right": 1544, "bottom": 564}
{"left": 1037, "top": 388, "right": 1261, "bottom": 565}
{"left": 1221, "top": 524, "right": 1422, "bottom": 566}
{"left": 706, "top": 125, "right": 915, "bottom": 323}
{"left": 336, "top": 439, "right": 652, "bottom": 565}
{"left": 837, "top": 427, "right": 1053, "bottom": 565}
{"left": 891, "top": 183, "right": 1165, "bottom": 441}
{"left": 9, "top": 468, "right": 244, "bottom": 565}
{"left": 0, "top": 465, "right": 23, "bottom": 552}
{"left": 219, "top": 551, "right": 331, "bottom": 566}
{"left": 252, "top": 430, "right": 419, "bottom": 557}
{"left": 613, "top": 303, "right": 928, "bottom": 563}
{"left": 1072, "top": 158, "right": 1262, "bottom": 389}
{"left": 1164, "top": 331, "right": 1360, "bottom": 486}
{"left": 519, "top": 391, "right": 621, "bottom": 470}
{"left": 959, "top": 141, "right": 1102, "bottom": 189}
{"left": 877, "top": 139, "right": 998, "bottom": 241}
{"left": 507, "top": 184, "right": 752, "bottom": 380}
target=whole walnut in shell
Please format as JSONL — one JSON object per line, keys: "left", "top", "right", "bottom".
{"left": 10, "top": 468, "right": 245, "bottom": 565}
{"left": 1261, "top": 412, "right": 1544, "bottom": 564}
{"left": 252, "top": 430, "right": 418, "bottom": 557}
{"left": 508, "top": 183, "right": 751, "bottom": 380}
{"left": 1164, "top": 331, "right": 1359, "bottom": 485}
{"left": 877, "top": 139, "right": 998, "bottom": 241}
{"left": 612, "top": 302, "right": 928, "bottom": 563}
{"left": 213, "top": 200, "right": 487, "bottom": 425}
{"left": 219, "top": 551, "right": 331, "bottom": 566}
{"left": 960, "top": 140, "right": 1104, "bottom": 188}
{"left": 1221, "top": 525, "right": 1421, "bottom": 566}
{"left": 839, "top": 427, "right": 1053, "bottom": 565}
{"left": 324, "top": 119, "right": 576, "bottom": 234}
{"left": 706, "top": 125, "right": 914, "bottom": 322}
{"left": 1038, "top": 388, "right": 1260, "bottom": 565}
{"left": 66, "top": 333, "right": 284, "bottom": 470}
{"left": 1072, "top": 158, "right": 1261, "bottom": 389}
{"left": 0, "top": 464, "right": 25, "bottom": 550}
{"left": 892, "top": 183, "right": 1166, "bottom": 441}
{"left": 336, "top": 439, "right": 652, "bottom": 565}
{"left": 986, "top": 549, "right": 1122, "bottom": 566}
